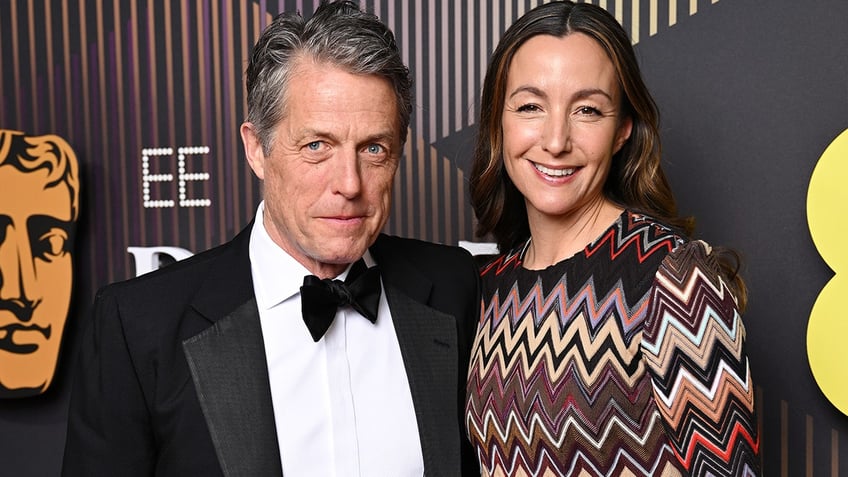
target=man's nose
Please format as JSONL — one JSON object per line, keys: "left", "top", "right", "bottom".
{"left": 332, "top": 149, "right": 363, "bottom": 198}
{"left": 0, "top": 227, "right": 38, "bottom": 321}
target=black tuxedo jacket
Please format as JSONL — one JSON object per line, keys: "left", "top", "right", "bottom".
{"left": 62, "top": 226, "right": 480, "bottom": 476}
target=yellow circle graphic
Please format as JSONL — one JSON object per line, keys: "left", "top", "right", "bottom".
{"left": 807, "top": 128, "right": 848, "bottom": 415}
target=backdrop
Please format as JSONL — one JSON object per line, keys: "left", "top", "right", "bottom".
{"left": 1, "top": 0, "right": 846, "bottom": 475}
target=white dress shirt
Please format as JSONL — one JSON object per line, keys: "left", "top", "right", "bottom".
{"left": 249, "top": 202, "right": 424, "bottom": 476}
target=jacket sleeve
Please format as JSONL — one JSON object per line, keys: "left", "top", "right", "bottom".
{"left": 640, "top": 240, "right": 760, "bottom": 476}
{"left": 62, "top": 288, "right": 155, "bottom": 476}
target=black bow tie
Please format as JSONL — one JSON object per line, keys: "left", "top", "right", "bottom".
{"left": 300, "top": 259, "right": 381, "bottom": 342}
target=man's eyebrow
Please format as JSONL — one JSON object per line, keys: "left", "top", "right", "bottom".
{"left": 361, "top": 131, "right": 396, "bottom": 144}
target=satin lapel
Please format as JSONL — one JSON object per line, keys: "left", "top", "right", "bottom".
{"left": 182, "top": 224, "right": 282, "bottom": 477}
{"left": 372, "top": 236, "right": 462, "bottom": 474}
{"left": 183, "top": 298, "right": 282, "bottom": 477}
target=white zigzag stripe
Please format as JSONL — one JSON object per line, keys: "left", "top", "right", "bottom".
{"left": 467, "top": 404, "right": 663, "bottom": 452}
{"left": 479, "top": 437, "right": 677, "bottom": 477}
{"left": 641, "top": 305, "right": 741, "bottom": 356}
{"left": 652, "top": 359, "right": 751, "bottom": 408}
{"left": 655, "top": 259, "right": 734, "bottom": 308}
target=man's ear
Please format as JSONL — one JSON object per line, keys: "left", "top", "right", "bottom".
{"left": 240, "top": 122, "right": 265, "bottom": 180}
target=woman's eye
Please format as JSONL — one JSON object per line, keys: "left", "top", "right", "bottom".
{"left": 577, "top": 106, "right": 601, "bottom": 116}
{"left": 516, "top": 104, "right": 541, "bottom": 113}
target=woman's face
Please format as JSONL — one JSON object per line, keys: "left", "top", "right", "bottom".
{"left": 501, "top": 33, "right": 632, "bottom": 225}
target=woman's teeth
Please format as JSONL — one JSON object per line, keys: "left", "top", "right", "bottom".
{"left": 534, "top": 163, "right": 575, "bottom": 177}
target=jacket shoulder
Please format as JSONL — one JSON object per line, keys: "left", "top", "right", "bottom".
{"left": 373, "top": 234, "right": 477, "bottom": 273}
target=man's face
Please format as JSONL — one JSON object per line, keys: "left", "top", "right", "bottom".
{"left": 242, "top": 62, "right": 401, "bottom": 278}
{"left": 0, "top": 165, "right": 73, "bottom": 394}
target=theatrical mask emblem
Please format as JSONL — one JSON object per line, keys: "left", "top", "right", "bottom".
{"left": 0, "top": 130, "right": 79, "bottom": 398}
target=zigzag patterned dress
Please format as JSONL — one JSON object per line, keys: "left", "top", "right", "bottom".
{"left": 465, "top": 211, "right": 760, "bottom": 477}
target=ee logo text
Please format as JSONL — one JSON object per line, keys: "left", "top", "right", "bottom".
{"left": 142, "top": 146, "right": 212, "bottom": 209}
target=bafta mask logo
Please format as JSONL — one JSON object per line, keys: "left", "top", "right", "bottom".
{"left": 0, "top": 130, "right": 79, "bottom": 398}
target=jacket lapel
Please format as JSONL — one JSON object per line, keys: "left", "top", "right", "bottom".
{"left": 181, "top": 225, "right": 283, "bottom": 477}
{"left": 372, "top": 236, "right": 462, "bottom": 475}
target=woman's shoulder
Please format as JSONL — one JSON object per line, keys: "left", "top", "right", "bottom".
{"left": 478, "top": 245, "right": 525, "bottom": 278}
{"left": 624, "top": 210, "right": 688, "bottom": 245}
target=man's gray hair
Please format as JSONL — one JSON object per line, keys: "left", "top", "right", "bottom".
{"left": 245, "top": 0, "right": 413, "bottom": 154}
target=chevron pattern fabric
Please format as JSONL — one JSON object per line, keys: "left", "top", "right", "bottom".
{"left": 465, "top": 211, "right": 760, "bottom": 476}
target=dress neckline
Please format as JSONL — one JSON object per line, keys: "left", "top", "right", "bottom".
{"left": 518, "top": 209, "right": 628, "bottom": 272}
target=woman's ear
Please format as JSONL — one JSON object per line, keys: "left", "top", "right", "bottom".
{"left": 613, "top": 116, "right": 633, "bottom": 154}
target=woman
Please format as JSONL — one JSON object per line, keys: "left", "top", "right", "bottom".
{"left": 465, "top": 2, "right": 760, "bottom": 476}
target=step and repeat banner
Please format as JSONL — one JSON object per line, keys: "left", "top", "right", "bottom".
{"left": 1, "top": 0, "right": 846, "bottom": 475}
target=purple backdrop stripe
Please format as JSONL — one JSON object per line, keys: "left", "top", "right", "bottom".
{"left": 107, "top": 35, "right": 123, "bottom": 277}
{"left": 45, "top": 1, "right": 56, "bottom": 130}
{"left": 128, "top": 0, "right": 143, "bottom": 263}
{"left": 221, "top": 0, "right": 231, "bottom": 229}
{"left": 466, "top": 0, "right": 475, "bottom": 128}
{"left": 439, "top": 0, "right": 447, "bottom": 138}
{"left": 96, "top": 0, "right": 116, "bottom": 283}
{"left": 200, "top": 0, "right": 213, "bottom": 251}
{"left": 244, "top": 3, "right": 254, "bottom": 224}
{"left": 239, "top": 2, "right": 248, "bottom": 226}
{"left": 112, "top": 2, "right": 131, "bottom": 279}
{"left": 181, "top": 0, "right": 198, "bottom": 249}
{"left": 832, "top": 429, "right": 838, "bottom": 475}
{"left": 27, "top": 0, "right": 40, "bottom": 129}
{"left": 10, "top": 2, "right": 20, "bottom": 124}
{"left": 62, "top": 1, "right": 72, "bottom": 137}
{"left": 210, "top": 0, "right": 225, "bottom": 242}
{"left": 453, "top": 0, "right": 461, "bottom": 132}
{"left": 416, "top": 136, "right": 425, "bottom": 241}
{"left": 442, "top": 157, "right": 452, "bottom": 241}
{"left": 223, "top": 0, "right": 238, "bottom": 231}
{"left": 143, "top": 2, "right": 161, "bottom": 253}
{"left": 430, "top": 147, "right": 439, "bottom": 241}
{"left": 166, "top": 0, "right": 180, "bottom": 256}
{"left": 125, "top": 3, "right": 141, "bottom": 279}
{"left": 781, "top": 399, "right": 789, "bottom": 475}
{"left": 166, "top": 0, "right": 179, "bottom": 152}
{"left": 807, "top": 414, "right": 814, "bottom": 476}
{"left": 404, "top": 132, "right": 413, "bottom": 237}
{"left": 413, "top": 1, "right": 426, "bottom": 240}
{"left": 413, "top": 1, "right": 422, "bottom": 160}
{"left": 88, "top": 39, "right": 104, "bottom": 283}
{"left": 95, "top": 28, "right": 109, "bottom": 277}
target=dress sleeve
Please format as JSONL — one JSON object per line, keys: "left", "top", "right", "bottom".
{"left": 640, "top": 240, "right": 760, "bottom": 476}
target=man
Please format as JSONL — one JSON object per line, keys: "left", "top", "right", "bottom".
{"left": 62, "top": 2, "right": 480, "bottom": 476}
{"left": 0, "top": 129, "right": 79, "bottom": 398}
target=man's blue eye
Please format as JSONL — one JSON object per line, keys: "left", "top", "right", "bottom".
{"left": 367, "top": 144, "right": 383, "bottom": 154}
{"left": 307, "top": 141, "right": 321, "bottom": 150}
